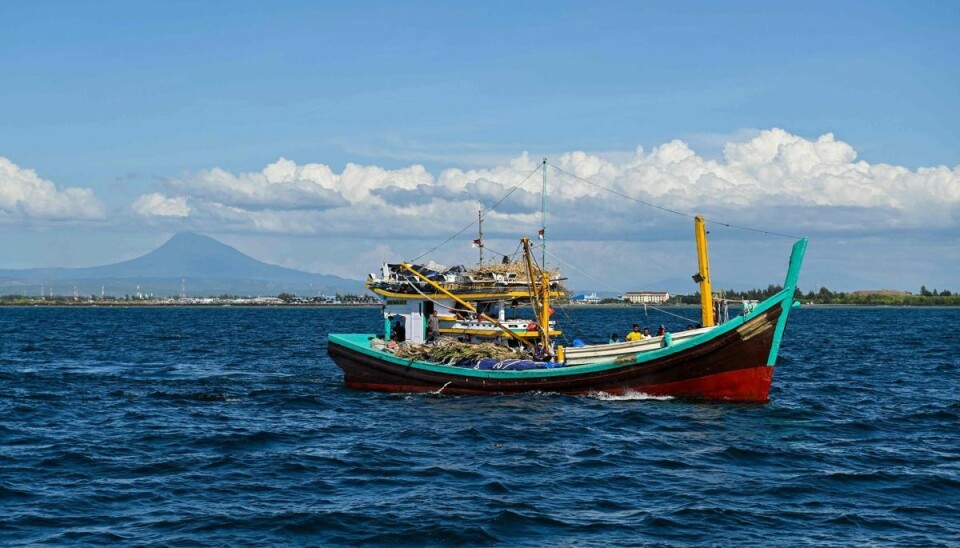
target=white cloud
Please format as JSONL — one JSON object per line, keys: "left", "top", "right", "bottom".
{"left": 0, "top": 156, "right": 105, "bottom": 221}
{"left": 132, "top": 193, "right": 190, "bottom": 217}
{"left": 129, "top": 129, "right": 960, "bottom": 239}
{"left": 167, "top": 157, "right": 423, "bottom": 209}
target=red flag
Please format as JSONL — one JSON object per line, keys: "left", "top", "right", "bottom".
{"left": 537, "top": 228, "right": 544, "bottom": 239}
{"left": 472, "top": 238, "right": 482, "bottom": 248}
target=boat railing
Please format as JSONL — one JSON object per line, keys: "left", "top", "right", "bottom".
{"left": 563, "top": 326, "right": 716, "bottom": 365}
{"left": 455, "top": 319, "right": 557, "bottom": 330}
{"left": 370, "top": 280, "right": 558, "bottom": 297}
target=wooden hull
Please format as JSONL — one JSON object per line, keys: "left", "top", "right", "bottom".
{"left": 328, "top": 304, "right": 783, "bottom": 402}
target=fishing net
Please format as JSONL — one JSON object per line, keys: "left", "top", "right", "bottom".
{"left": 393, "top": 337, "right": 528, "bottom": 363}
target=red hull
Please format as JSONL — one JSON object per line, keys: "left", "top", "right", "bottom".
{"left": 595, "top": 365, "right": 774, "bottom": 402}
{"left": 343, "top": 366, "right": 774, "bottom": 402}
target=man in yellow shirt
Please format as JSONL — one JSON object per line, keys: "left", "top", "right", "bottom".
{"left": 625, "top": 324, "right": 643, "bottom": 341}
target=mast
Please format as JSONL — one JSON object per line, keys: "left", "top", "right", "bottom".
{"left": 478, "top": 203, "right": 483, "bottom": 266}
{"left": 539, "top": 159, "right": 551, "bottom": 352}
{"left": 541, "top": 157, "right": 547, "bottom": 268}
{"left": 694, "top": 215, "right": 715, "bottom": 327}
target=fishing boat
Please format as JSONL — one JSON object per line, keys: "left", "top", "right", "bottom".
{"left": 327, "top": 160, "right": 807, "bottom": 402}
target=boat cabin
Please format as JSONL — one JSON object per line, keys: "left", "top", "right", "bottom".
{"left": 383, "top": 298, "right": 430, "bottom": 344}
{"left": 382, "top": 296, "right": 559, "bottom": 345}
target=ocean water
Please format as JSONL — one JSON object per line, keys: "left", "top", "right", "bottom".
{"left": 1, "top": 305, "right": 958, "bottom": 546}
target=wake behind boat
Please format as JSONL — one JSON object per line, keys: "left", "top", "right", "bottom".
{"left": 327, "top": 160, "right": 807, "bottom": 402}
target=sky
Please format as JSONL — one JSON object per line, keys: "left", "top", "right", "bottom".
{"left": 1, "top": 1, "right": 958, "bottom": 294}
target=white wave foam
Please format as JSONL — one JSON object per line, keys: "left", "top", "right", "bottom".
{"left": 589, "top": 390, "right": 674, "bottom": 401}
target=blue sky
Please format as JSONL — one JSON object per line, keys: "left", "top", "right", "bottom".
{"left": 1, "top": 1, "right": 958, "bottom": 293}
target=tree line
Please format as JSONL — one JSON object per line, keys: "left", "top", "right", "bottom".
{"left": 674, "top": 285, "right": 959, "bottom": 306}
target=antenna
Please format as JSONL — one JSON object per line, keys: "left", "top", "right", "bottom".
{"left": 181, "top": 277, "right": 186, "bottom": 299}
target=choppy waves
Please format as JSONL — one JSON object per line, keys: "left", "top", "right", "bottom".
{"left": 1, "top": 306, "right": 958, "bottom": 545}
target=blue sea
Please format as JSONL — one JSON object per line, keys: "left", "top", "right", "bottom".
{"left": 1, "top": 305, "right": 958, "bottom": 545}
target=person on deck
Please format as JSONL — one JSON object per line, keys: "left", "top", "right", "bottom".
{"left": 609, "top": 333, "right": 620, "bottom": 344}
{"left": 534, "top": 342, "right": 552, "bottom": 361}
{"left": 392, "top": 320, "right": 406, "bottom": 343}
{"left": 626, "top": 324, "right": 643, "bottom": 341}
{"left": 657, "top": 325, "right": 666, "bottom": 337}
{"left": 427, "top": 310, "right": 440, "bottom": 342}
{"left": 642, "top": 327, "right": 651, "bottom": 338}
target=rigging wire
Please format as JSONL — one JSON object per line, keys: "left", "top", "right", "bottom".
{"left": 539, "top": 246, "right": 700, "bottom": 325}
{"left": 401, "top": 278, "right": 473, "bottom": 317}
{"left": 410, "top": 164, "right": 543, "bottom": 263}
{"left": 402, "top": 158, "right": 777, "bottom": 333}
{"left": 547, "top": 162, "right": 802, "bottom": 240}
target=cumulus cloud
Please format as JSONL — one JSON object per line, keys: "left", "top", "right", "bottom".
{"left": 132, "top": 193, "right": 190, "bottom": 217}
{"left": 0, "top": 156, "right": 105, "bottom": 221}
{"left": 129, "top": 129, "right": 960, "bottom": 240}
{"left": 167, "top": 157, "right": 416, "bottom": 209}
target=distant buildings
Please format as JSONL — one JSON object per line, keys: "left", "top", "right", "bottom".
{"left": 570, "top": 292, "right": 602, "bottom": 304}
{"left": 622, "top": 291, "right": 670, "bottom": 305}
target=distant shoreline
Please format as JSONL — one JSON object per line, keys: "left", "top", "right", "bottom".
{"left": 1, "top": 302, "right": 956, "bottom": 309}
{"left": 0, "top": 302, "right": 380, "bottom": 308}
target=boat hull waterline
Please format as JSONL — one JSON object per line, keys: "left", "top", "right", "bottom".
{"left": 330, "top": 303, "right": 781, "bottom": 402}
{"left": 328, "top": 239, "right": 807, "bottom": 403}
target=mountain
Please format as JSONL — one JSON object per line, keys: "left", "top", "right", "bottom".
{"left": 0, "top": 233, "right": 364, "bottom": 297}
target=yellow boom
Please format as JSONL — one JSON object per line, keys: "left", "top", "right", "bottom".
{"left": 520, "top": 238, "right": 552, "bottom": 351}
{"left": 694, "top": 215, "right": 715, "bottom": 327}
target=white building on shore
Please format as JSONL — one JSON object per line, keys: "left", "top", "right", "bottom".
{"left": 623, "top": 291, "right": 670, "bottom": 305}
{"left": 571, "top": 292, "right": 602, "bottom": 304}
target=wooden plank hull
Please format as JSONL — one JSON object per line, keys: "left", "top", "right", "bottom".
{"left": 328, "top": 305, "right": 783, "bottom": 402}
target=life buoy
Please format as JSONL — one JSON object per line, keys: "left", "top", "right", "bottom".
{"left": 526, "top": 321, "right": 538, "bottom": 331}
